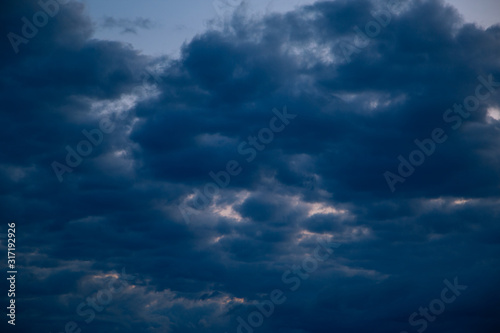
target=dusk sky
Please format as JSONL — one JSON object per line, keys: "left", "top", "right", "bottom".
{"left": 1, "top": 0, "right": 500, "bottom": 332}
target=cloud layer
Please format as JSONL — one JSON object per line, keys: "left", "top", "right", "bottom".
{"left": 1, "top": 0, "right": 500, "bottom": 332}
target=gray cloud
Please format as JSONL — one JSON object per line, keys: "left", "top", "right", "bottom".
{"left": 101, "top": 16, "right": 156, "bottom": 34}
{"left": 1, "top": 0, "right": 500, "bottom": 332}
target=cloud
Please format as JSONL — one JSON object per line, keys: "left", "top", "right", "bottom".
{"left": 101, "top": 17, "right": 156, "bottom": 34}
{"left": 1, "top": 0, "right": 500, "bottom": 332}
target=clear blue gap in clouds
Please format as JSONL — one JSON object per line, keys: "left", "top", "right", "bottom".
{"left": 78, "top": 0, "right": 500, "bottom": 56}
{"left": 2, "top": 0, "right": 500, "bottom": 332}
{"left": 78, "top": 0, "right": 320, "bottom": 56}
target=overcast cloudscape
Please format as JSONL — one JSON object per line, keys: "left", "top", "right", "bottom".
{"left": 1, "top": 0, "right": 500, "bottom": 332}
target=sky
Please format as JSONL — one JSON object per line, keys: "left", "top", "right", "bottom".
{"left": 75, "top": 0, "right": 500, "bottom": 57}
{"left": 79, "top": 0, "right": 317, "bottom": 56}
{"left": 1, "top": 0, "right": 500, "bottom": 333}
{"left": 76, "top": 0, "right": 500, "bottom": 56}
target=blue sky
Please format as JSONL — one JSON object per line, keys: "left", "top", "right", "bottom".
{"left": 80, "top": 0, "right": 500, "bottom": 55}
{"left": 79, "top": 0, "right": 317, "bottom": 56}
{"left": 1, "top": 0, "right": 500, "bottom": 332}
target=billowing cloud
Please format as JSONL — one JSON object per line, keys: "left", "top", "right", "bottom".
{"left": 1, "top": 0, "right": 500, "bottom": 332}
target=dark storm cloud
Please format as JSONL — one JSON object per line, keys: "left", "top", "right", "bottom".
{"left": 1, "top": 0, "right": 500, "bottom": 332}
